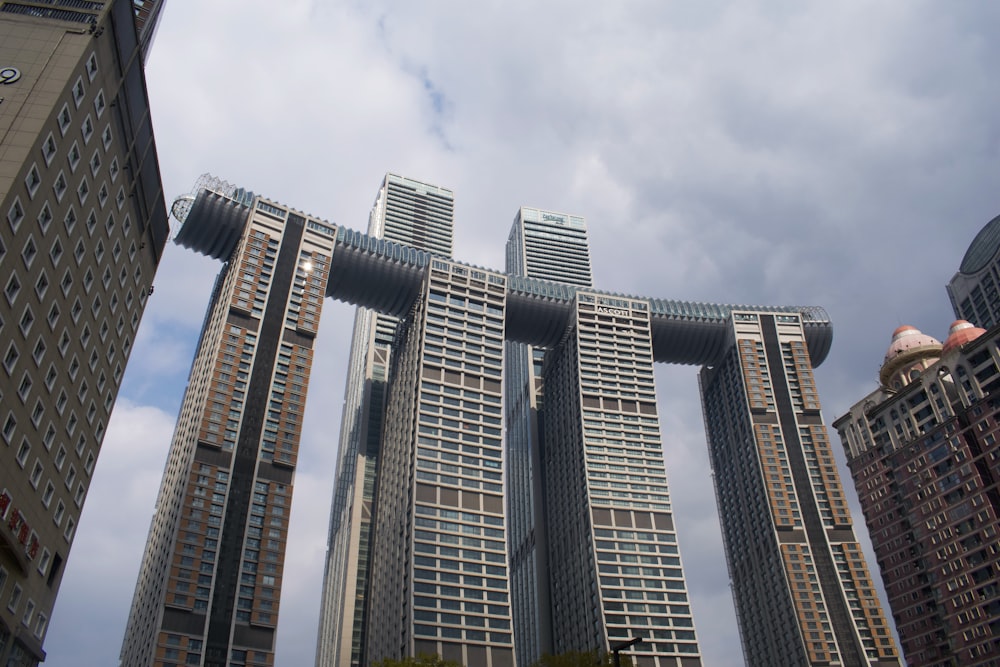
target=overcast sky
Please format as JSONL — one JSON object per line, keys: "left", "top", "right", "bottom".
{"left": 41, "top": 1, "right": 1000, "bottom": 665}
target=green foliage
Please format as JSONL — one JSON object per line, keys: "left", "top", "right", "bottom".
{"left": 531, "top": 649, "right": 632, "bottom": 667}
{"left": 371, "top": 654, "right": 464, "bottom": 667}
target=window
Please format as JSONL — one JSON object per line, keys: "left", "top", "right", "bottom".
{"left": 64, "top": 206, "right": 77, "bottom": 233}
{"left": 21, "top": 237, "right": 37, "bottom": 269}
{"left": 2, "top": 413, "right": 15, "bottom": 443}
{"left": 72, "top": 76, "right": 85, "bottom": 107}
{"left": 64, "top": 517, "right": 76, "bottom": 541}
{"left": 81, "top": 115, "right": 94, "bottom": 144}
{"left": 30, "top": 460, "right": 43, "bottom": 488}
{"left": 58, "top": 104, "right": 72, "bottom": 135}
{"left": 98, "top": 182, "right": 109, "bottom": 208}
{"left": 49, "top": 239, "right": 62, "bottom": 267}
{"left": 42, "top": 482, "right": 54, "bottom": 508}
{"left": 37, "top": 203, "right": 53, "bottom": 233}
{"left": 86, "top": 52, "right": 98, "bottom": 81}
{"left": 44, "top": 364, "right": 57, "bottom": 389}
{"left": 3, "top": 342, "right": 19, "bottom": 373}
{"left": 25, "top": 164, "right": 42, "bottom": 198}
{"left": 53, "top": 171, "right": 68, "bottom": 202}
{"left": 19, "top": 305, "right": 35, "bottom": 336}
{"left": 5, "top": 273, "right": 21, "bottom": 304}
{"left": 35, "top": 271, "right": 50, "bottom": 300}
{"left": 32, "top": 337, "right": 46, "bottom": 364}
{"left": 7, "top": 584, "right": 22, "bottom": 613}
{"left": 77, "top": 177, "right": 90, "bottom": 204}
{"left": 89, "top": 150, "right": 101, "bottom": 176}
{"left": 116, "top": 187, "right": 126, "bottom": 210}
{"left": 53, "top": 501, "right": 65, "bottom": 526}
{"left": 109, "top": 157, "right": 119, "bottom": 182}
{"left": 42, "top": 133, "right": 57, "bottom": 165}
{"left": 94, "top": 89, "right": 106, "bottom": 117}
{"left": 33, "top": 613, "right": 47, "bottom": 640}
{"left": 67, "top": 142, "right": 81, "bottom": 172}
{"left": 16, "top": 439, "right": 30, "bottom": 468}
{"left": 21, "top": 599, "right": 34, "bottom": 627}
{"left": 17, "top": 372, "right": 32, "bottom": 401}
{"left": 7, "top": 197, "right": 25, "bottom": 231}
{"left": 101, "top": 124, "right": 112, "bottom": 150}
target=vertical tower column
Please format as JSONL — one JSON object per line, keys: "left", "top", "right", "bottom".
{"left": 700, "top": 312, "right": 899, "bottom": 667}
{"left": 504, "top": 207, "right": 593, "bottom": 665}
{"left": 543, "top": 293, "right": 702, "bottom": 666}
{"left": 316, "top": 174, "right": 454, "bottom": 667}
{"left": 364, "top": 260, "right": 514, "bottom": 667}
{"left": 121, "top": 200, "right": 336, "bottom": 667}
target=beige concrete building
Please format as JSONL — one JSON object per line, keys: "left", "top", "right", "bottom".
{"left": 0, "top": 0, "right": 168, "bottom": 664}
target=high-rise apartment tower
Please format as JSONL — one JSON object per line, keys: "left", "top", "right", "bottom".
{"left": 0, "top": 1, "right": 168, "bottom": 664}
{"left": 315, "top": 174, "right": 454, "bottom": 667}
{"left": 120, "top": 178, "right": 336, "bottom": 667}
{"left": 699, "top": 312, "right": 900, "bottom": 666}
{"left": 835, "top": 321, "right": 1000, "bottom": 666}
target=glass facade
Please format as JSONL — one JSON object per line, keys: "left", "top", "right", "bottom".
{"left": 365, "top": 260, "right": 514, "bottom": 667}
{"left": 316, "top": 174, "right": 454, "bottom": 667}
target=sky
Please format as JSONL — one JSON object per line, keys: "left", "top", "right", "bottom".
{"left": 40, "top": 1, "right": 1000, "bottom": 665}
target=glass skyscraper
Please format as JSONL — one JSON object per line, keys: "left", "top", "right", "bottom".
{"left": 316, "top": 174, "right": 455, "bottom": 667}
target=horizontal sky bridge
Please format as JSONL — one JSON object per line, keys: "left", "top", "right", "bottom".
{"left": 172, "top": 183, "right": 832, "bottom": 367}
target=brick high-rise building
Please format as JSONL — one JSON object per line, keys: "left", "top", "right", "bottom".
{"left": 835, "top": 320, "right": 1000, "bottom": 665}
{"left": 0, "top": 1, "right": 168, "bottom": 664}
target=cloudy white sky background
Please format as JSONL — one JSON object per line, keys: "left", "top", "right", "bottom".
{"left": 40, "top": 1, "right": 1000, "bottom": 665}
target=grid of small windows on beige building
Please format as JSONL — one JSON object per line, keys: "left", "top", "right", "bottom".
{"left": 0, "top": 1, "right": 169, "bottom": 664}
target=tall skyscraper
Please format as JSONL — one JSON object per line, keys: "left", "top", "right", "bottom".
{"left": 947, "top": 213, "right": 1000, "bottom": 329}
{"left": 138, "top": 175, "right": 889, "bottom": 667}
{"left": 504, "top": 207, "right": 592, "bottom": 664}
{"left": 542, "top": 292, "right": 702, "bottom": 666}
{"left": 316, "top": 174, "right": 455, "bottom": 667}
{"left": 363, "top": 257, "right": 515, "bottom": 666}
{"left": 699, "top": 312, "right": 900, "bottom": 666}
{"left": 120, "top": 177, "right": 336, "bottom": 667}
{"left": 835, "top": 321, "right": 1000, "bottom": 666}
{"left": 0, "top": 1, "right": 168, "bottom": 664}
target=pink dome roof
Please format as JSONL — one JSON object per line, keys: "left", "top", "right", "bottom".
{"left": 883, "top": 326, "right": 942, "bottom": 364}
{"left": 879, "top": 325, "right": 942, "bottom": 388}
{"left": 942, "top": 319, "right": 986, "bottom": 354}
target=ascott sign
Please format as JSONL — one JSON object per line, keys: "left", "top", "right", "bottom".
{"left": 597, "top": 306, "right": 630, "bottom": 317}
